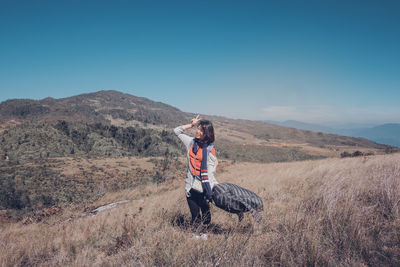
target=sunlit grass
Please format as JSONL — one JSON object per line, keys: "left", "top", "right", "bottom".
{"left": 1, "top": 153, "right": 399, "bottom": 266}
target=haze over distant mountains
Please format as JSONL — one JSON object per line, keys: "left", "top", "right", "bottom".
{"left": 266, "top": 120, "right": 400, "bottom": 148}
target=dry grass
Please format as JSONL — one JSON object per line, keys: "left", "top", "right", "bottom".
{"left": 1, "top": 154, "right": 400, "bottom": 266}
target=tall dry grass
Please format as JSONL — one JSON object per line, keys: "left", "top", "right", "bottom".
{"left": 1, "top": 154, "right": 399, "bottom": 266}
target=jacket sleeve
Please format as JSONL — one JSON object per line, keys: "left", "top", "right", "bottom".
{"left": 173, "top": 126, "right": 193, "bottom": 151}
{"left": 202, "top": 181, "right": 213, "bottom": 197}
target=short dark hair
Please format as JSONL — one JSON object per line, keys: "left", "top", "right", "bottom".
{"left": 198, "top": 120, "right": 215, "bottom": 144}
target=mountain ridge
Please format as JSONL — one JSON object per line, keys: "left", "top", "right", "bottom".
{"left": 0, "top": 90, "right": 190, "bottom": 128}
{"left": 0, "top": 90, "right": 397, "bottom": 162}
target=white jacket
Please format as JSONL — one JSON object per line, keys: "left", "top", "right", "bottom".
{"left": 174, "top": 126, "right": 218, "bottom": 196}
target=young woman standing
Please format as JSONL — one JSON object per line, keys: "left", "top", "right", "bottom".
{"left": 174, "top": 115, "right": 218, "bottom": 228}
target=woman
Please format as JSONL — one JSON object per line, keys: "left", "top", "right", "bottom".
{"left": 174, "top": 115, "right": 218, "bottom": 228}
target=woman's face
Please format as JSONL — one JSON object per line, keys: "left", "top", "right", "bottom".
{"left": 195, "top": 125, "right": 204, "bottom": 140}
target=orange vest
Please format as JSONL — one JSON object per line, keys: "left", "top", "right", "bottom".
{"left": 189, "top": 144, "right": 215, "bottom": 176}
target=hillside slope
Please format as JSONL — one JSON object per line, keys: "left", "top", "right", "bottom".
{"left": 1, "top": 154, "right": 399, "bottom": 266}
{"left": 0, "top": 90, "right": 396, "bottom": 162}
{"left": 1, "top": 90, "right": 398, "bottom": 221}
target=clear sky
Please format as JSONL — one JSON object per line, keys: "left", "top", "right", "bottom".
{"left": 1, "top": 0, "right": 399, "bottom": 125}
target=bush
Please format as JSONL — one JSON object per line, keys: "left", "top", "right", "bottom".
{"left": 341, "top": 151, "right": 351, "bottom": 158}
{"left": 152, "top": 171, "right": 165, "bottom": 184}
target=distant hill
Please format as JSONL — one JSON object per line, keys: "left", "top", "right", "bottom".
{"left": 265, "top": 120, "right": 400, "bottom": 148}
{"left": 264, "top": 120, "right": 337, "bottom": 134}
{"left": 0, "top": 90, "right": 397, "bottom": 165}
{"left": 0, "top": 90, "right": 190, "bottom": 128}
{"left": 341, "top": 124, "right": 400, "bottom": 148}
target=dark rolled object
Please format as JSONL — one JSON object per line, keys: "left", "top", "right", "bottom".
{"left": 212, "top": 183, "right": 264, "bottom": 222}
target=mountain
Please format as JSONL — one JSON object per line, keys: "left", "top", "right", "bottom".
{"left": 264, "top": 120, "right": 337, "bottom": 134}
{"left": 0, "top": 90, "right": 397, "bottom": 166}
{"left": 0, "top": 90, "right": 190, "bottom": 128}
{"left": 264, "top": 120, "right": 400, "bottom": 148}
{"left": 340, "top": 124, "right": 400, "bottom": 148}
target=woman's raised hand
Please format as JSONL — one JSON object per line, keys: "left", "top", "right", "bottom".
{"left": 191, "top": 114, "right": 201, "bottom": 127}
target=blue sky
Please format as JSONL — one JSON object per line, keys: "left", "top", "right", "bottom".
{"left": 1, "top": 0, "right": 399, "bottom": 125}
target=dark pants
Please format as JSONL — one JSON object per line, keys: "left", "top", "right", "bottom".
{"left": 186, "top": 189, "right": 211, "bottom": 227}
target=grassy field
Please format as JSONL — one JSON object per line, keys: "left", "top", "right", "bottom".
{"left": 1, "top": 153, "right": 399, "bottom": 266}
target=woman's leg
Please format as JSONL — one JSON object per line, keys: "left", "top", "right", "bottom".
{"left": 199, "top": 199, "right": 211, "bottom": 225}
{"left": 187, "top": 190, "right": 211, "bottom": 227}
{"left": 187, "top": 191, "right": 201, "bottom": 227}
